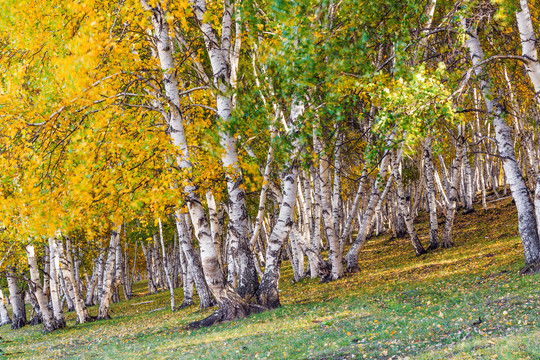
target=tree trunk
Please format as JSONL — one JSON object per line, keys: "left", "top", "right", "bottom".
{"left": 175, "top": 213, "right": 214, "bottom": 309}
{"left": 97, "top": 225, "right": 121, "bottom": 320}
{"left": 26, "top": 245, "right": 61, "bottom": 332}
{"left": 424, "top": 141, "right": 439, "bottom": 248}
{"left": 256, "top": 165, "right": 299, "bottom": 309}
{"left": 464, "top": 19, "right": 540, "bottom": 267}
{"left": 441, "top": 138, "right": 463, "bottom": 248}
{"left": 316, "top": 132, "right": 342, "bottom": 280}
{"left": 7, "top": 268, "right": 26, "bottom": 329}
{"left": 85, "top": 264, "right": 98, "bottom": 307}
{"left": 178, "top": 240, "right": 194, "bottom": 308}
{"left": 516, "top": 0, "right": 540, "bottom": 106}
{"left": 159, "top": 218, "right": 176, "bottom": 311}
{"left": 48, "top": 238, "right": 66, "bottom": 328}
{"left": 191, "top": 0, "right": 259, "bottom": 300}
{"left": 346, "top": 150, "right": 392, "bottom": 271}
{"left": 58, "top": 239, "right": 92, "bottom": 324}
{"left": 141, "top": 2, "right": 251, "bottom": 327}
{"left": 392, "top": 151, "right": 427, "bottom": 256}
{"left": 0, "top": 289, "right": 12, "bottom": 326}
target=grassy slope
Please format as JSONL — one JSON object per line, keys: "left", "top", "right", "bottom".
{"left": 2, "top": 197, "right": 540, "bottom": 360}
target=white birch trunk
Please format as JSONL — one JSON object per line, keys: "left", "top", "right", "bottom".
{"left": 345, "top": 149, "right": 392, "bottom": 271}
{"left": 175, "top": 213, "right": 215, "bottom": 309}
{"left": 7, "top": 268, "right": 26, "bottom": 329}
{"left": 0, "top": 289, "right": 11, "bottom": 326}
{"left": 424, "top": 140, "right": 439, "bottom": 248}
{"left": 316, "top": 134, "right": 342, "bottom": 280}
{"left": 392, "top": 151, "right": 426, "bottom": 256}
{"left": 441, "top": 139, "right": 463, "bottom": 248}
{"left": 58, "top": 239, "right": 91, "bottom": 324}
{"left": 48, "top": 238, "right": 66, "bottom": 327}
{"left": 141, "top": 3, "right": 250, "bottom": 325}
{"left": 26, "top": 244, "right": 60, "bottom": 332}
{"left": 159, "top": 218, "right": 176, "bottom": 311}
{"left": 463, "top": 19, "right": 540, "bottom": 266}
{"left": 256, "top": 165, "right": 299, "bottom": 308}
{"left": 516, "top": 0, "right": 540, "bottom": 105}
{"left": 97, "top": 225, "right": 121, "bottom": 320}
{"left": 191, "top": 0, "right": 258, "bottom": 299}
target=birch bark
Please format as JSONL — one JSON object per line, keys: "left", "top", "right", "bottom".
{"left": 140, "top": 2, "right": 250, "bottom": 325}
{"left": 345, "top": 149, "right": 392, "bottom": 271}
{"left": 58, "top": 239, "right": 91, "bottom": 324}
{"left": 159, "top": 218, "right": 176, "bottom": 311}
{"left": 191, "top": 0, "right": 259, "bottom": 299}
{"left": 0, "top": 289, "right": 11, "bottom": 326}
{"left": 26, "top": 244, "right": 61, "bottom": 332}
{"left": 48, "top": 238, "right": 66, "bottom": 327}
{"left": 423, "top": 140, "right": 439, "bottom": 248}
{"left": 463, "top": 19, "right": 540, "bottom": 266}
{"left": 97, "top": 225, "right": 122, "bottom": 320}
{"left": 7, "top": 268, "right": 26, "bottom": 329}
{"left": 392, "top": 151, "right": 426, "bottom": 255}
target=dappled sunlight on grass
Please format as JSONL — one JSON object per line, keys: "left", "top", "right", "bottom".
{"left": 1, "top": 197, "right": 539, "bottom": 359}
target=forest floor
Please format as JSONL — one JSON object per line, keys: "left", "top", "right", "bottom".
{"left": 1, "top": 196, "right": 540, "bottom": 359}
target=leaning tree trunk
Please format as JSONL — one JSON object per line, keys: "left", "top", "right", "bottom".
{"left": 141, "top": 2, "right": 250, "bottom": 327}
{"left": 175, "top": 213, "right": 214, "bottom": 309}
{"left": 256, "top": 164, "right": 299, "bottom": 309}
{"left": 97, "top": 226, "right": 121, "bottom": 320}
{"left": 516, "top": 0, "right": 540, "bottom": 107}
{"left": 58, "top": 239, "right": 92, "bottom": 324}
{"left": 0, "top": 289, "right": 12, "bottom": 326}
{"left": 346, "top": 149, "right": 392, "bottom": 271}
{"left": 463, "top": 19, "right": 540, "bottom": 267}
{"left": 7, "top": 268, "right": 26, "bottom": 329}
{"left": 26, "top": 244, "right": 61, "bottom": 332}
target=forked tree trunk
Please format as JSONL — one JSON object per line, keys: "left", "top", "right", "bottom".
{"left": 26, "top": 245, "right": 61, "bottom": 333}
{"left": 191, "top": 0, "right": 259, "bottom": 300}
{"left": 141, "top": 3, "right": 251, "bottom": 327}
{"left": 346, "top": 149, "right": 392, "bottom": 271}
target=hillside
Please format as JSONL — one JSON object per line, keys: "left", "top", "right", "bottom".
{"left": 2, "top": 197, "right": 539, "bottom": 360}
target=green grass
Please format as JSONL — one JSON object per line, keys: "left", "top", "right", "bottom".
{"left": 1, "top": 198, "right": 540, "bottom": 359}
